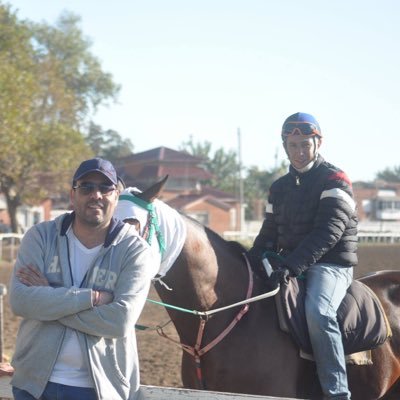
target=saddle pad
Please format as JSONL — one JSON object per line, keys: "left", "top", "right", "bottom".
{"left": 279, "top": 278, "right": 392, "bottom": 355}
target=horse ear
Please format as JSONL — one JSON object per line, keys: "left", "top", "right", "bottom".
{"left": 137, "top": 175, "right": 168, "bottom": 203}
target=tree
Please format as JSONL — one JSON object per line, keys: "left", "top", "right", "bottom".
{"left": 180, "top": 136, "right": 288, "bottom": 220}
{"left": 0, "top": 5, "right": 119, "bottom": 232}
{"left": 180, "top": 137, "right": 239, "bottom": 194}
{"left": 376, "top": 166, "right": 400, "bottom": 183}
{"left": 30, "top": 11, "right": 121, "bottom": 128}
{"left": 86, "top": 122, "right": 134, "bottom": 163}
{"left": 244, "top": 162, "right": 287, "bottom": 219}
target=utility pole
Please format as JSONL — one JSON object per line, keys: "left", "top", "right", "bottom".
{"left": 237, "top": 127, "right": 244, "bottom": 233}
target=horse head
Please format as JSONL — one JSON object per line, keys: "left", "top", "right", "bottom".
{"left": 115, "top": 175, "right": 169, "bottom": 233}
{"left": 115, "top": 174, "right": 187, "bottom": 278}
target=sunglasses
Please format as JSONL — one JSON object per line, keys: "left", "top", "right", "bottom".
{"left": 73, "top": 183, "right": 116, "bottom": 196}
{"left": 282, "top": 122, "right": 320, "bottom": 137}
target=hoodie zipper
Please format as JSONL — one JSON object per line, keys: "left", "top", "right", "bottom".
{"left": 295, "top": 175, "right": 300, "bottom": 186}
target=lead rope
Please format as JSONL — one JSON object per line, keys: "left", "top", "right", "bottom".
{"left": 156, "top": 253, "right": 255, "bottom": 389}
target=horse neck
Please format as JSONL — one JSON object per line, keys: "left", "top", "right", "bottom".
{"left": 156, "top": 219, "right": 251, "bottom": 319}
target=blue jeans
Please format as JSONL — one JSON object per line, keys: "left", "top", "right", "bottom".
{"left": 13, "top": 382, "right": 97, "bottom": 400}
{"left": 305, "top": 263, "right": 353, "bottom": 400}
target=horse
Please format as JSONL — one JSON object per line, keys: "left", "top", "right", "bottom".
{"left": 116, "top": 177, "right": 400, "bottom": 400}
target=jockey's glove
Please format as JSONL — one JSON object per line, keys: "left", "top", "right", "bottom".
{"left": 268, "top": 268, "right": 290, "bottom": 288}
{"left": 285, "top": 263, "right": 303, "bottom": 278}
{"left": 270, "top": 257, "right": 302, "bottom": 278}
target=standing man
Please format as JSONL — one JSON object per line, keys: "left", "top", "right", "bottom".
{"left": 9, "top": 158, "right": 155, "bottom": 400}
{"left": 248, "top": 112, "right": 358, "bottom": 400}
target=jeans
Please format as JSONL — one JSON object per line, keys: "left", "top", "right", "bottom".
{"left": 13, "top": 382, "right": 97, "bottom": 400}
{"left": 305, "top": 263, "right": 353, "bottom": 400}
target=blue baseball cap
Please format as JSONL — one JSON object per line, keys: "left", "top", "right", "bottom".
{"left": 72, "top": 158, "right": 118, "bottom": 185}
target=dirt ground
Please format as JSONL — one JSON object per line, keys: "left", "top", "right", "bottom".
{"left": 1, "top": 244, "right": 400, "bottom": 388}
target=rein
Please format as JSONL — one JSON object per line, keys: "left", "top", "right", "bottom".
{"left": 149, "top": 269, "right": 279, "bottom": 316}
{"left": 155, "top": 254, "right": 279, "bottom": 389}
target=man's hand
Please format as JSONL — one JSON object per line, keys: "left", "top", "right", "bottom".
{"left": 0, "top": 363, "right": 14, "bottom": 376}
{"left": 16, "top": 264, "right": 49, "bottom": 287}
{"left": 268, "top": 268, "right": 290, "bottom": 288}
{"left": 92, "top": 290, "right": 114, "bottom": 306}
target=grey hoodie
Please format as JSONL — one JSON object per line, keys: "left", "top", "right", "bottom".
{"left": 9, "top": 212, "right": 156, "bottom": 400}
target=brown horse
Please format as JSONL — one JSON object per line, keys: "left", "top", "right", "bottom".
{"left": 121, "top": 178, "right": 400, "bottom": 400}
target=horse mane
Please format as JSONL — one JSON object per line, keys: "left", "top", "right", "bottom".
{"left": 203, "top": 224, "right": 248, "bottom": 256}
{"left": 180, "top": 211, "right": 247, "bottom": 257}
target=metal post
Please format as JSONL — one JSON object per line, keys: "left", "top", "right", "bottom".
{"left": 10, "top": 237, "right": 15, "bottom": 261}
{"left": 237, "top": 127, "right": 244, "bottom": 233}
{"left": 0, "top": 284, "right": 7, "bottom": 362}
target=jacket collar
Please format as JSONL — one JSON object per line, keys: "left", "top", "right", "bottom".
{"left": 290, "top": 154, "right": 324, "bottom": 177}
{"left": 60, "top": 212, "right": 125, "bottom": 248}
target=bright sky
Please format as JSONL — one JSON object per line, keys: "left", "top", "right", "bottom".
{"left": 7, "top": 0, "right": 400, "bottom": 182}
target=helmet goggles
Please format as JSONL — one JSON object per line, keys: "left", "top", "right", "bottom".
{"left": 282, "top": 121, "right": 321, "bottom": 138}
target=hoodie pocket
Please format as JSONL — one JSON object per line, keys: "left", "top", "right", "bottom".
{"left": 105, "top": 339, "right": 130, "bottom": 388}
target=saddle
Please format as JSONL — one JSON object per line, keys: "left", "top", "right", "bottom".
{"left": 276, "top": 278, "right": 392, "bottom": 359}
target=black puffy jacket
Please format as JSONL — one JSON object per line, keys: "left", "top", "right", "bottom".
{"left": 253, "top": 155, "right": 358, "bottom": 275}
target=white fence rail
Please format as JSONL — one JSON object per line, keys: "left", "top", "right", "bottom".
{"left": 2, "top": 227, "right": 400, "bottom": 264}
{"left": 224, "top": 230, "right": 400, "bottom": 245}
{"left": 358, "top": 232, "right": 400, "bottom": 244}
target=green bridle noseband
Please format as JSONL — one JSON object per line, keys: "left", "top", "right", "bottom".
{"left": 118, "top": 194, "right": 166, "bottom": 255}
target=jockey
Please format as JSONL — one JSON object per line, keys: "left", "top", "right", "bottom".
{"left": 248, "top": 112, "right": 358, "bottom": 400}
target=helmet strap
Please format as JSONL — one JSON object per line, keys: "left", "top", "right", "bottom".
{"left": 312, "top": 137, "right": 318, "bottom": 159}
{"left": 293, "top": 160, "right": 316, "bottom": 173}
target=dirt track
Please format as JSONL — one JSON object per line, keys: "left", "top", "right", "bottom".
{"left": 1, "top": 244, "right": 400, "bottom": 388}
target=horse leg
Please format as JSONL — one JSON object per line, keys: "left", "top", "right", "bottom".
{"left": 181, "top": 352, "right": 204, "bottom": 390}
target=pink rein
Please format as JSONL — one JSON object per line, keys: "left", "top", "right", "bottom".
{"left": 156, "top": 254, "right": 254, "bottom": 389}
